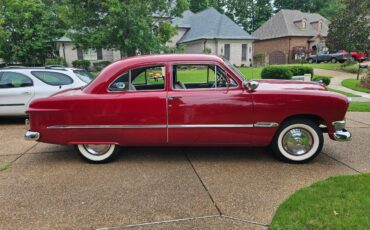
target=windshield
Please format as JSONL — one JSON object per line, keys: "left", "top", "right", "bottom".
{"left": 73, "top": 70, "right": 95, "bottom": 83}
{"left": 224, "top": 58, "right": 246, "bottom": 80}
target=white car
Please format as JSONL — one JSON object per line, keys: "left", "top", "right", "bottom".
{"left": 0, "top": 67, "right": 94, "bottom": 116}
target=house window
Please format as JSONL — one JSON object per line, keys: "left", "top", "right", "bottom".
{"left": 241, "top": 44, "right": 247, "bottom": 61}
{"left": 224, "top": 44, "right": 230, "bottom": 60}
{"left": 83, "top": 49, "right": 98, "bottom": 61}
{"left": 77, "top": 48, "right": 83, "bottom": 60}
{"left": 318, "top": 21, "right": 323, "bottom": 31}
{"left": 302, "top": 20, "right": 306, "bottom": 29}
{"left": 97, "top": 48, "right": 103, "bottom": 60}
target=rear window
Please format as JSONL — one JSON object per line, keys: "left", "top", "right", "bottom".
{"left": 31, "top": 71, "right": 73, "bottom": 86}
{"left": 73, "top": 70, "right": 94, "bottom": 83}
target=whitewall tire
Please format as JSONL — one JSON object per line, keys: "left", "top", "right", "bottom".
{"left": 76, "top": 144, "right": 119, "bottom": 163}
{"left": 272, "top": 119, "right": 323, "bottom": 163}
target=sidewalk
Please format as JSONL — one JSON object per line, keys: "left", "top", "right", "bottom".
{"left": 314, "top": 68, "right": 370, "bottom": 100}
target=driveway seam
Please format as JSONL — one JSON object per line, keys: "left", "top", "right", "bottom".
{"left": 183, "top": 149, "right": 223, "bottom": 215}
{"left": 222, "top": 215, "right": 269, "bottom": 227}
{"left": 347, "top": 118, "right": 370, "bottom": 127}
{"left": 322, "top": 152, "right": 361, "bottom": 173}
{"left": 97, "top": 214, "right": 220, "bottom": 229}
{"left": 10, "top": 142, "right": 39, "bottom": 164}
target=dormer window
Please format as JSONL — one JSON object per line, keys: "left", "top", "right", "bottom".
{"left": 310, "top": 19, "right": 323, "bottom": 31}
{"left": 302, "top": 19, "right": 306, "bottom": 29}
{"left": 318, "top": 21, "right": 323, "bottom": 31}
{"left": 294, "top": 18, "right": 307, "bottom": 30}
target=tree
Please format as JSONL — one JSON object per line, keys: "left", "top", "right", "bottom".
{"left": 189, "top": 0, "right": 227, "bottom": 13}
{"left": 0, "top": 0, "right": 66, "bottom": 65}
{"left": 326, "top": 0, "right": 370, "bottom": 52}
{"left": 60, "top": 0, "right": 188, "bottom": 56}
{"left": 226, "top": 0, "right": 273, "bottom": 33}
{"left": 274, "top": 0, "right": 344, "bottom": 19}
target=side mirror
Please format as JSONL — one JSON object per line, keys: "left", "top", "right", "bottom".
{"left": 243, "top": 80, "right": 259, "bottom": 90}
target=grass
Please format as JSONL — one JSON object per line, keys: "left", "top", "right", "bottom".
{"left": 328, "top": 88, "right": 360, "bottom": 97}
{"left": 348, "top": 102, "right": 370, "bottom": 112}
{"left": 0, "top": 162, "right": 11, "bottom": 171}
{"left": 342, "top": 79, "right": 370, "bottom": 93}
{"left": 270, "top": 174, "right": 370, "bottom": 230}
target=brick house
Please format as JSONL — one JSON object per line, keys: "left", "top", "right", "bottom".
{"left": 252, "top": 9, "right": 329, "bottom": 65}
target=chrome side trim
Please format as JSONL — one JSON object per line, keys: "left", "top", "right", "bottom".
{"left": 254, "top": 122, "right": 279, "bottom": 128}
{"left": 47, "top": 125, "right": 166, "bottom": 129}
{"left": 169, "top": 124, "right": 254, "bottom": 128}
{"left": 332, "top": 120, "right": 346, "bottom": 131}
{"left": 47, "top": 124, "right": 255, "bottom": 129}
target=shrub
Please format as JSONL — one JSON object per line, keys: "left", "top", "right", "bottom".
{"left": 93, "top": 61, "right": 111, "bottom": 71}
{"left": 312, "top": 75, "right": 331, "bottom": 86}
{"left": 202, "top": 47, "right": 212, "bottom": 54}
{"left": 261, "top": 66, "right": 293, "bottom": 79}
{"left": 72, "top": 60, "right": 91, "bottom": 70}
{"left": 287, "top": 66, "right": 314, "bottom": 76}
{"left": 45, "top": 57, "right": 67, "bottom": 66}
{"left": 360, "top": 72, "right": 370, "bottom": 89}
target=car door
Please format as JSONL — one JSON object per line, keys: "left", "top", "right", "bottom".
{"left": 103, "top": 64, "right": 168, "bottom": 145}
{"left": 0, "top": 71, "right": 35, "bottom": 116}
{"left": 167, "top": 62, "right": 254, "bottom": 145}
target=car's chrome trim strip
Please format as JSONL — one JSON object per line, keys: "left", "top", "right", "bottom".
{"left": 254, "top": 122, "right": 279, "bottom": 128}
{"left": 169, "top": 124, "right": 254, "bottom": 128}
{"left": 48, "top": 123, "right": 279, "bottom": 129}
{"left": 47, "top": 125, "right": 167, "bottom": 129}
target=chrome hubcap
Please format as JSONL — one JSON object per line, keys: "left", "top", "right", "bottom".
{"left": 83, "top": 144, "right": 111, "bottom": 156}
{"left": 282, "top": 128, "right": 313, "bottom": 156}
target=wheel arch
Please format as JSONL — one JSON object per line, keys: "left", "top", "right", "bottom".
{"left": 280, "top": 114, "right": 327, "bottom": 127}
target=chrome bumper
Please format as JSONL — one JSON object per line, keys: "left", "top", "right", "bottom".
{"left": 332, "top": 120, "right": 351, "bottom": 141}
{"left": 333, "top": 129, "right": 352, "bottom": 141}
{"left": 24, "top": 131, "right": 40, "bottom": 141}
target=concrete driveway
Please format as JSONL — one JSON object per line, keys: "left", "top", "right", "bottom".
{"left": 0, "top": 113, "right": 369, "bottom": 229}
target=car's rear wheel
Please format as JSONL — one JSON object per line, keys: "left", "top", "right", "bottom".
{"left": 76, "top": 144, "right": 119, "bottom": 163}
{"left": 331, "top": 58, "right": 337, "bottom": 63}
{"left": 308, "top": 58, "right": 313, "bottom": 64}
{"left": 272, "top": 119, "right": 323, "bottom": 163}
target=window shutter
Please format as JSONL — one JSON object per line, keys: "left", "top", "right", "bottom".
{"left": 97, "top": 48, "right": 103, "bottom": 60}
{"left": 77, "top": 48, "right": 83, "bottom": 60}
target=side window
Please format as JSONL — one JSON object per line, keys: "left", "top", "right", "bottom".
{"left": 173, "top": 64, "right": 237, "bottom": 90}
{"left": 0, "top": 72, "right": 33, "bottom": 88}
{"left": 109, "top": 65, "right": 165, "bottom": 92}
{"left": 31, "top": 71, "right": 73, "bottom": 86}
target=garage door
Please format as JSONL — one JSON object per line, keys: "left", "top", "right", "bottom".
{"left": 269, "top": 51, "right": 286, "bottom": 65}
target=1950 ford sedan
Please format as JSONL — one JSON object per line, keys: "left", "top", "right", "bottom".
{"left": 24, "top": 54, "right": 351, "bottom": 163}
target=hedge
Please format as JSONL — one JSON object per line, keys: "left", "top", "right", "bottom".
{"left": 261, "top": 66, "right": 314, "bottom": 80}
{"left": 93, "top": 61, "right": 111, "bottom": 71}
{"left": 261, "top": 66, "right": 293, "bottom": 79}
{"left": 312, "top": 75, "right": 331, "bottom": 86}
{"left": 72, "top": 60, "right": 91, "bottom": 70}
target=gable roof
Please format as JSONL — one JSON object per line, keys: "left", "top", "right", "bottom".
{"left": 252, "top": 9, "right": 329, "bottom": 40}
{"left": 173, "top": 8, "right": 255, "bottom": 43}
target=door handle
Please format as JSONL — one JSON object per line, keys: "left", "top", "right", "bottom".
{"left": 168, "top": 96, "right": 182, "bottom": 100}
{"left": 23, "top": 91, "right": 31, "bottom": 95}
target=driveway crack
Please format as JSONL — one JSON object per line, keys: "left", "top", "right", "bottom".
{"left": 183, "top": 149, "right": 222, "bottom": 215}
{"left": 322, "top": 152, "right": 361, "bottom": 173}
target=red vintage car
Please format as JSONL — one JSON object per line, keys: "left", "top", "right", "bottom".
{"left": 24, "top": 54, "right": 351, "bottom": 163}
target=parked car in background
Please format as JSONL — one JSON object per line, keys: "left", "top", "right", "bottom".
{"left": 0, "top": 67, "right": 94, "bottom": 116}
{"left": 25, "top": 54, "right": 351, "bottom": 164}
{"left": 307, "top": 50, "right": 351, "bottom": 63}
{"left": 350, "top": 51, "right": 367, "bottom": 62}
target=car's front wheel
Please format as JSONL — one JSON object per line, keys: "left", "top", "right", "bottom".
{"left": 331, "top": 58, "right": 337, "bottom": 63}
{"left": 272, "top": 119, "right": 323, "bottom": 163}
{"left": 76, "top": 144, "right": 119, "bottom": 163}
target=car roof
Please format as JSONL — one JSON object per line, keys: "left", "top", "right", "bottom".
{"left": 119, "top": 54, "right": 224, "bottom": 64}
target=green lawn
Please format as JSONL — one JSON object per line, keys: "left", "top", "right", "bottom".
{"left": 0, "top": 162, "right": 11, "bottom": 172}
{"left": 342, "top": 79, "right": 370, "bottom": 93}
{"left": 348, "top": 102, "right": 370, "bottom": 112}
{"left": 328, "top": 88, "right": 360, "bottom": 97}
{"left": 270, "top": 174, "right": 370, "bottom": 230}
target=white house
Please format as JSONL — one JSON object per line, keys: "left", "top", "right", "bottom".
{"left": 169, "top": 8, "right": 255, "bottom": 66}
{"left": 56, "top": 8, "right": 255, "bottom": 67}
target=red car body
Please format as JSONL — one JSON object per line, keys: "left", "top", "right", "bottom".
{"left": 350, "top": 51, "right": 367, "bottom": 62}
{"left": 25, "top": 54, "right": 351, "bottom": 161}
